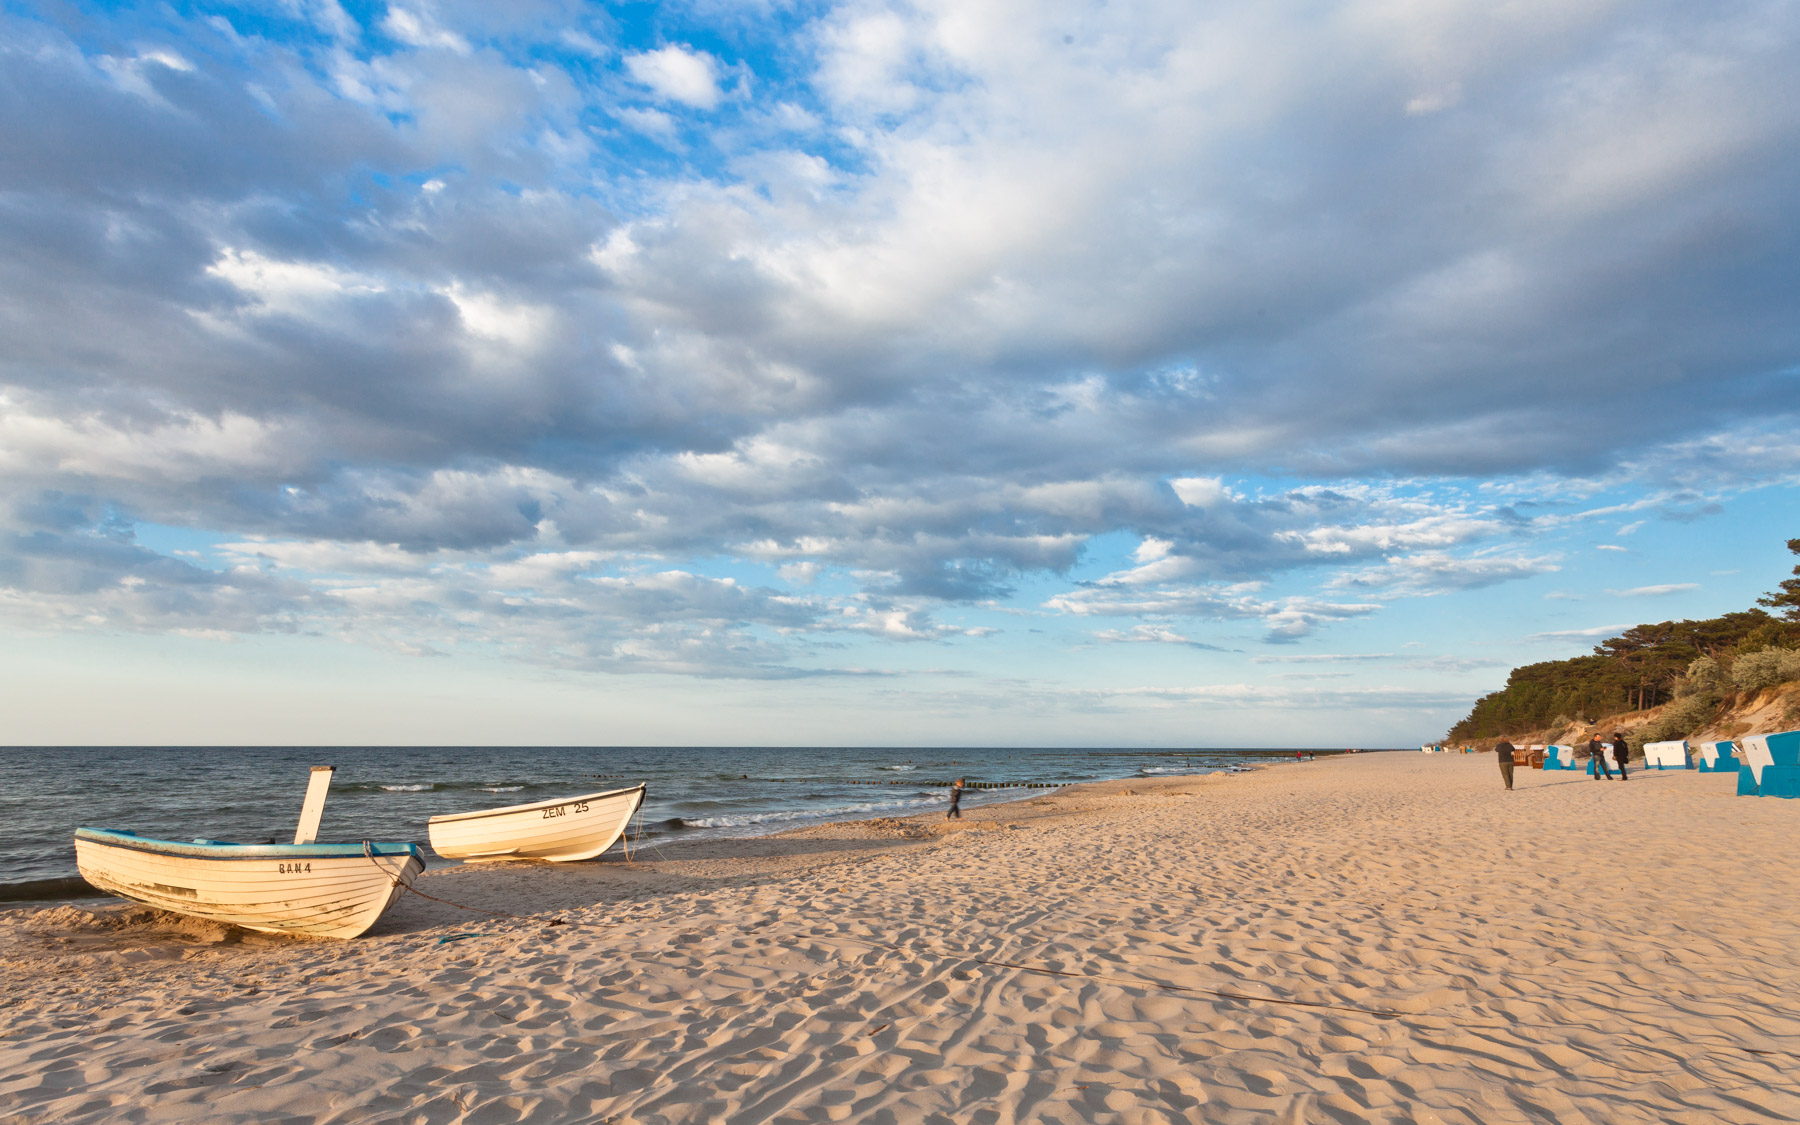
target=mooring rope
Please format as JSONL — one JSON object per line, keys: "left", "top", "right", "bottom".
{"left": 401, "top": 882, "right": 565, "bottom": 926}
{"left": 363, "top": 839, "right": 567, "bottom": 926}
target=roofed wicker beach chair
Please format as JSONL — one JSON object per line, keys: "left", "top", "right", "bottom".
{"left": 1542, "top": 744, "right": 1577, "bottom": 771}
{"left": 1695, "top": 740, "right": 1737, "bottom": 773}
{"left": 1737, "top": 730, "right": 1800, "bottom": 798}
{"left": 1643, "top": 740, "right": 1692, "bottom": 770}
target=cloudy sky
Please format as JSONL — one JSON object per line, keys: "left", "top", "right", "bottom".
{"left": 2, "top": 0, "right": 1797, "bottom": 746}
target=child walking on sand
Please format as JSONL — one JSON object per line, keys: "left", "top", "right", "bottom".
{"left": 947, "top": 778, "right": 964, "bottom": 819}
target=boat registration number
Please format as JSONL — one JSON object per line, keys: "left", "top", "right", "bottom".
{"left": 542, "top": 800, "right": 590, "bottom": 819}
{"left": 278, "top": 862, "right": 313, "bottom": 874}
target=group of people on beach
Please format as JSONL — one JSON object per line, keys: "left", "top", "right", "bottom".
{"left": 1584, "top": 733, "right": 1631, "bottom": 782}
{"left": 1492, "top": 732, "right": 1630, "bottom": 790}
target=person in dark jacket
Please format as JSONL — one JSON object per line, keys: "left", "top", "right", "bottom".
{"left": 1610, "top": 732, "right": 1631, "bottom": 780}
{"left": 946, "top": 777, "right": 964, "bottom": 819}
{"left": 1588, "top": 734, "right": 1613, "bottom": 780}
{"left": 1495, "top": 740, "right": 1516, "bottom": 790}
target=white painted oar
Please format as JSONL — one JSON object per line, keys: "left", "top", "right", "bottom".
{"left": 294, "top": 765, "right": 335, "bottom": 845}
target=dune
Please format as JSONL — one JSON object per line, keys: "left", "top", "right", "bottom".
{"left": 3, "top": 753, "right": 1798, "bottom": 1124}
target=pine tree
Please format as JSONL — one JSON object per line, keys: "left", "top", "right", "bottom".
{"left": 1758, "top": 537, "right": 1800, "bottom": 621}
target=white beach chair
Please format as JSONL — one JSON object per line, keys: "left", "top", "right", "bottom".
{"left": 1737, "top": 730, "right": 1800, "bottom": 798}
{"left": 1695, "top": 740, "right": 1737, "bottom": 773}
{"left": 1643, "top": 740, "right": 1691, "bottom": 770}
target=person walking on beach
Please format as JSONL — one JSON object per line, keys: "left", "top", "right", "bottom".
{"left": 946, "top": 778, "right": 964, "bottom": 819}
{"left": 1588, "top": 734, "right": 1614, "bottom": 780}
{"left": 1611, "top": 732, "right": 1631, "bottom": 780}
{"left": 1495, "top": 739, "right": 1516, "bottom": 791}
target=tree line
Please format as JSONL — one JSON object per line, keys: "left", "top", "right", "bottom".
{"left": 1445, "top": 538, "right": 1800, "bottom": 742}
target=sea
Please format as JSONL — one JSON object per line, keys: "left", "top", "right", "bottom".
{"left": 0, "top": 745, "right": 1310, "bottom": 900}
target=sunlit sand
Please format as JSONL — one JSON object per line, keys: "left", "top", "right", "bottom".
{"left": 4, "top": 753, "right": 1797, "bottom": 1124}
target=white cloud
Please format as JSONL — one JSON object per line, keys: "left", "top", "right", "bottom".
{"left": 95, "top": 49, "right": 197, "bottom": 105}
{"left": 616, "top": 105, "right": 677, "bottom": 136}
{"left": 1046, "top": 582, "right": 1378, "bottom": 642}
{"left": 0, "top": 391, "right": 304, "bottom": 484}
{"left": 1169, "top": 477, "right": 1228, "bottom": 508}
{"left": 1279, "top": 514, "right": 1498, "bottom": 557}
{"left": 219, "top": 539, "right": 424, "bottom": 575}
{"left": 382, "top": 6, "right": 470, "bottom": 55}
{"left": 814, "top": 9, "right": 921, "bottom": 114}
{"left": 625, "top": 45, "right": 721, "bottom": 109}
{"left": 1608, "top": 583, "right": 1699, "bottom": 597}
{"left": 205, "top": 248, "right": 387, "bottom": 316}
{"left": 1132, "top": 537, "right": 1170, "bottom": 564}
{"left": 138, "top": 50, "right": 194, "bottom": 73}
{"left": 443, "top": 286, "right": 554, "bottom": 350}
{"left": 559, "top": 30, "right": 609, "bottom": 59}
{"left": 1528, "top": 624, "right": 1631, "bottom": 640}
{"left": 1328, "top": 552, "right": 1560, "bottom": 597}
{"left": 1405, "top": 83, "right": 1462, "bottom": 116}
{"left": 1091, "top": 624, "right": 1229, "bottom": 649}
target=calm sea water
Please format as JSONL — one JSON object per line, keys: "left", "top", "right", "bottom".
{"left": 0, "top": 745, "right": 1297, "bottom": 894}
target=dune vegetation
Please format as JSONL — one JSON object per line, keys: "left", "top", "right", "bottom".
{"left": 1447, "top": 539, "right": 1800, "bottom": 747}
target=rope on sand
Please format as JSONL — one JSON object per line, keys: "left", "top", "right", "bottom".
{"left": 362, "top": 840, "right": 570, "bottom": 927}
{"left": 622, "top": 801, "right": 672, "bottom": 865}
{"left": 401, "top": 882, "right": 568, "bottom": 926}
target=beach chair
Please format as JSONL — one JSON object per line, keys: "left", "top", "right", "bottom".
{"left": 1737, "top": 730, "right": 1800, "bottom": 798}
{"left": 1643, "top": 740, "right": 1691, "bottom": 770}
{"left": 1695, "top": 741, "right": 1737, "bottom": 774}
{"left": 1542, "top": 745, "right": 1576, "bottom": 771}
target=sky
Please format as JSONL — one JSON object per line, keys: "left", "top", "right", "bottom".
{"left": 1, "top": 0, "right": 1798, "bottom": 747}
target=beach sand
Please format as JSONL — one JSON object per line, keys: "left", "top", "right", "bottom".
{"left": 3, "top": 752, "right": 1798, "bottom": 1124}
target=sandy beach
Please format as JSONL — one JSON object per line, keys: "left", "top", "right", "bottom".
{"left": 3, "top": 752, "right": 1799, "bottom": 1124}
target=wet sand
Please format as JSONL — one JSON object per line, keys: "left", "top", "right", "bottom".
{"left": 3, "top": 752, "right": 1798, "bottom": 1124}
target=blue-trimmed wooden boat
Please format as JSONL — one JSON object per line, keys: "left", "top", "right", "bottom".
{"left": 428, "top": 783, "right": 645, "bottom": 862}
{"left": 73, "top": 828, "right": 423, "bottom": 939}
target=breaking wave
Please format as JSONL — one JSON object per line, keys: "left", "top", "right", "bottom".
{"left": 342, "top": 780, "right": 547, "bottom": 795}
{"left": 676, "top": 794, "right": 947, "bottom": 830}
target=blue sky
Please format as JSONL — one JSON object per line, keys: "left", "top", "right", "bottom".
{"left": 1, "top": 0, "right": 1797, "bottom": 746}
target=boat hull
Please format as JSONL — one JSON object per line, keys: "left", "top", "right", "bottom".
{"left": 73, "top": 829, "right": 422, "bottom": 940}
{"left": 428, "top": 784, "right": 646, "bottom": 862}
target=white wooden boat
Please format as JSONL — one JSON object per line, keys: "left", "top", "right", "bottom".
{"left": 73, "top": 828, "right": 423, "bottom": 939}
{"left": 428, "top": 784, "right": 646, "bottom": 862}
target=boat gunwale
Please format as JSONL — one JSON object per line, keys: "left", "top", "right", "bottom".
{"left": 427, "top": 783, "right": 645, "bottom": 826}
{"left": 74, "top": 828, "right": 421, "bottom": 862}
